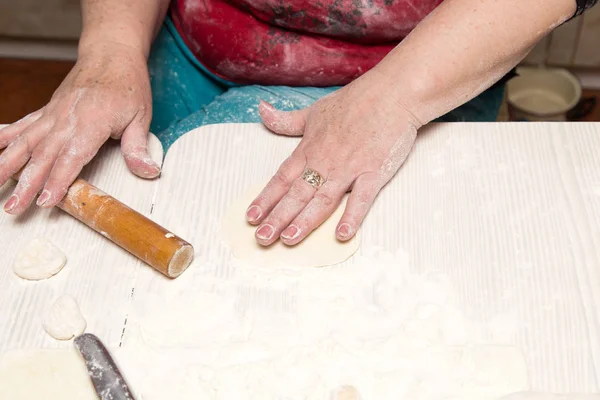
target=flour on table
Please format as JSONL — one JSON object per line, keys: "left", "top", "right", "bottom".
{"left": 0, "top": 348, "right": 97, "bottom": 399}
{"left": 118, "top": 248, "right": 530, "bottom": 399}
{"left": 43, "top": 295, "right": 87, "bottom": 340}
{"left": 500, "top": 393, "right": 600, "bottom": 400}
{"left": 13, "top": 238, "right": 67, "bottom": 280}
{"left": 222, "top": 185, "right": 360, "bottom": 268}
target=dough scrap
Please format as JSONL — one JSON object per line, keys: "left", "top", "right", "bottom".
{"left": 0, "top": 348, "right": 97, "bottom": 399}
{"left": 336, "top": 385, "right": 360, "bottom": 400}
{"left": 13, "top": 238, "right": 67, "bottom": 280}
{"left": 43, "top": 295, "right": 87, "bottom": 340}
{"left": 222, "top": 185, "right": 360, "bottom": 268}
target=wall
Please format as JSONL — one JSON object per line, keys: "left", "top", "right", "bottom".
{"left": 0, "top": 0, "right": 81, "bottom": 40}
{"left": 523, "top": 4, "right": 600, "bottom": 68}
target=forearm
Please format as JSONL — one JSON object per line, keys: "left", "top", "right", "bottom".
{"left": 79, "top": 0, "right": 171, "bottom": 58}
{"left": 377, "top": 0, "right": 576, "bottom": 125}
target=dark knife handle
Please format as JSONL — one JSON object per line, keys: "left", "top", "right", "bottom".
{"left": 74, "top": 333, "right": 136, "bottom": 400}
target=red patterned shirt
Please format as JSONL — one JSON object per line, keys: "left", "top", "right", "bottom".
{"left": 171, "top": 0, "right": 442, "bottom": 86}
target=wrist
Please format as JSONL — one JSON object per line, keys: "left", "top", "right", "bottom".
{"left": 375, "top": 54, "right": 450, "bottom": 126}
{"left": 77, "top": 40, "right": 148, "bottom": 67}
{"left": 78, "top": 28, "right": 150, "bottom": 60}
{"left": 366, "top": 65, "right": 425, "bottom": 130}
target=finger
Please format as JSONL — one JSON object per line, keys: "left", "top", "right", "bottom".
{"left": 0, "top": 109, "right": 44, "bottom": 149}
{"left": 245, "top": 150, "right": 307, "bottom": 225}
{"left": 0, "top": 118, "right": 51, "bottom": 199}
{"left": 8, "top": 128, "right": 72, "bottom": 214}
{"left": 258, "top": 100, "right": 309, "bottom": 137}
{"left": 254, "top": 173, "right": 325, "bottom": 246}
{"left": 336, "top": 174, "right": 381, "bottom": 241}
{"left": 120, "top": 117, "right": 161, "bottom": 179}
{"left": 38, "top": 129, "right": 110, "bottom": 208}
{"left": 280, "top": 176, "right": 350, "bottom": 246}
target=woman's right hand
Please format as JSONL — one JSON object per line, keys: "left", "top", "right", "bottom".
{"left": 0, "top": 42, "right": 160, "bottom": 215}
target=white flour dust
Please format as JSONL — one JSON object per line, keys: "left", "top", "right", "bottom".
{"left": 118, "top": 246, "right": 529, "bottom": 399}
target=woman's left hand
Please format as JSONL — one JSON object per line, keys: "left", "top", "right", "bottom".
{"left": 246, "top": 69, "right": 422, "bottom": 246}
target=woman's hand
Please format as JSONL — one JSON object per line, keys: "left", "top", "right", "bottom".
{"left": 0, "top": 42, "right": 159, "bottom": 215}
{"left": 247, "top": 69, "right": 421, "bottom": 246}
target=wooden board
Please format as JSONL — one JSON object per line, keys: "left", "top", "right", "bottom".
{"left": 0, "top": 135, "right": 163, "bottom": 351}
{"left": 1, "top": 122, "right": 600, "bottom": 396}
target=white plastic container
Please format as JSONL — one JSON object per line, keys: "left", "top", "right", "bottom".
{"left": 507, "top": 67, "right": 582, "bottom": 121}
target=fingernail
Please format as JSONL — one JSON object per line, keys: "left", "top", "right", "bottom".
{"left": 144, "top": 160, "right": 161, "bottom": 175}
{"left": 144, "top": 167, "right": 160, "bottom": 178}
{"left": 337, "top": 223, "right": 352, "bottom": 239}
{"left": 281, "top": 225, "right": 300, "bottom": 240}
{"left": 246, "top": 205, "right": 262, "bottom": 222}
{"left": 256, "top": 224, "right": 274, "bottom": 240}
{"left": 37, "top": 190, "right": 51, "bottom": 206}
{"left": 4, "top": 194, "right": 19, "bottom": 212}
{"left": 143, "top": 157, "right": 160, "bottom": 168}
{"left": 259, "top": 100, "right": 273, "bottom": 110}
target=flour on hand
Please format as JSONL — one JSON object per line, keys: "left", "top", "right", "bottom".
{"left": 13, "top": 238, "right": 67, "bottom": 280}
{"left": 42, "top": 295, "right": 86, "bottom": 340}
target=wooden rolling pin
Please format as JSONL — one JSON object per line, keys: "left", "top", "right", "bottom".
{"left": 57, "top": 178, "right": 194, "bottom": 278}
{"left": 4, "top": 154, "right": 194, "bottom": 278}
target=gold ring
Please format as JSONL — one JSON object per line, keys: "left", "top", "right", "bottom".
{"left": 301, "top": 168, "right": 326, "bottom": 189}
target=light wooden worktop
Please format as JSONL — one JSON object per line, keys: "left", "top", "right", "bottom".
{"left": 1, "top": 122, "right": 599, "bottom": 396}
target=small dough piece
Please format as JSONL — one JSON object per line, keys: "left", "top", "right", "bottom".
{"left": 43, "top": 295, "right": 87, "bottom": 340}
{"left": 336, "top": 385, "right": 360, "bottom": 400}
{"left": 13, "top": 238, "right": 67, "bottom": 280}
{"left": 223, "top": 185, "right": 360, "bottom": 268}
{"left": 0, "top": 348, "right": 97, "bottom": 399}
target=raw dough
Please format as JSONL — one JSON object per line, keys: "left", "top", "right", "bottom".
{"left": 0, "top": 348, "right": 97, "bottom": 399}
{"left": 222, "top": 185, "right": 360, "bottom": 267}
{"left": 13, "top": 238, "right": 67, "bottom": 280}
{"left": 336, "top": 385, "right": 360, "bottom": 400}
{"left": 43, "top": 295, "right": 87, "bottom": 340}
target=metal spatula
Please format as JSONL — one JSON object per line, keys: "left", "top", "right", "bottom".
{"left": 74, "top": 333, "right": 135, "bottom": 400}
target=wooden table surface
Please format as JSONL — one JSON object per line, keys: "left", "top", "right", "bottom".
{"left": 1, "top": 122, "right": 599, "bottom": 398}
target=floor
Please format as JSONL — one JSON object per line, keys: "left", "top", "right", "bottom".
{"left": 0, "top": 58, "right": 73, "bottom": 124}
{"left": 0, "top": 57, "right": 599, "bottom": 124}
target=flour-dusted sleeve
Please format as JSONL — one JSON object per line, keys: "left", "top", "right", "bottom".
{"left": 573, "top": 0, "right": 598, "bottom": 17}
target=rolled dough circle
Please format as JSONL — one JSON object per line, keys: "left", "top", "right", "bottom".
{"left": 222, "top": 185, "right": 360, "bottom": 268}
{"left": 13, "top": 238, "right": 67, "bottom": 280}
{"left": 42, "top": 295, "right": 87, "bottom": 341}
{"left": 0, "top": 349, "right": 97, "bottom": 399}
